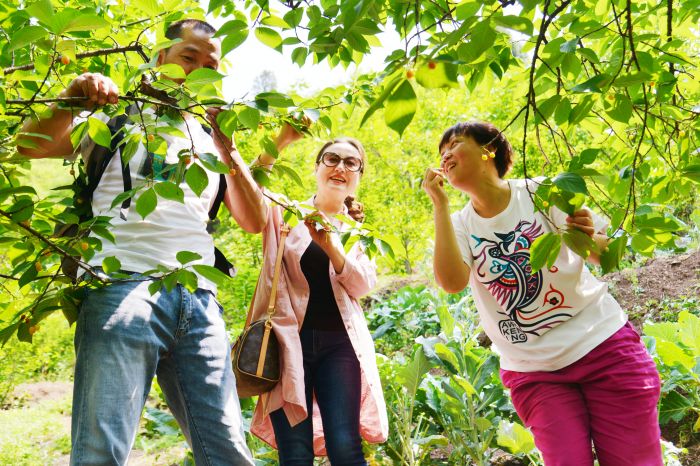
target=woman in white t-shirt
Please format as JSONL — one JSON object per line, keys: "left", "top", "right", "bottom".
{"left": 422, "top": 121, "right": 662, "bottom": 466}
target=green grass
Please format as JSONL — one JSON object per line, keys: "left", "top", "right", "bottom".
{"left": 0, "top": 394, "right": 72, "bottom": 465}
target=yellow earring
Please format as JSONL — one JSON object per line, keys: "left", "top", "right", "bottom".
{"left": 481, "top": 147, "right": 496, "bottom": 160}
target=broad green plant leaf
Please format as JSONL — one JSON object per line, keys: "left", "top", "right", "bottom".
{"left": 88, "top": 117, "right": 111, "bottom": 149}
{"left": 530, "top": 232, "right": 561, "bottom": 273}
{"left": 497, "top": 420, "right": 536, "bottom": 455}
{"left": 384, "top": 79, "right": 417, "bottom": 136}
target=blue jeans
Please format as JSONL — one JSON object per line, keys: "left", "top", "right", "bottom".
{"left": 269, "top": 328, "right": 366, "bottom": 466}
{"left": 70, "top": 277, "right": 254, "bottom": 466}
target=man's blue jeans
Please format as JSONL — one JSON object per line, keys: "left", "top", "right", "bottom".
{"left": 70, "top": 277, "right": 254, "bottom": 466}
{"left": 269, "top": 328, "right": 366, "bottom": 466}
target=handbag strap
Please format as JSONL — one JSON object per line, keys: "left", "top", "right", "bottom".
{"left": 244, "top": 223, "right": 290, "bottom": 328}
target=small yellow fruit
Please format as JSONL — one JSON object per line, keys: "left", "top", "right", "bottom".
{"left": 649, "top": 81, "right": 655, "bottom": 87}
{"left": 607, "top": 94, "right": 615, "bottom": 101}
{"left": 34, "top": 262, "right": 42, "bottom": 272}
{"left": 428, "top": 61, "right": 436, "bottom": 69}
{"left": 489, "top": 151, "right": 496, "bottom": 158}
{"left": 679, "top": 130, "right": 686, "bottom": 137}
{"left": 28, "top": 325, "right": 39, "bottom": 336}
{"left": 481, "top": 154, "right": 488, "bottom": 161}
{"left": 60, "top": 55, "right": 70, "bottom": 65}
{"left": 406, "top": 70, "right": 415, "bottom": 79}
{"left": 229, "top": 168, "right": 237, "bottom": 176}
{"left": 80, "top": 242, "right": 89, "bottom": 251}
{"left": 147, "top": 134, "right": 155, "bottom": 142}
{"left": 543, "top": 201, "right": 550, "bottom": 208}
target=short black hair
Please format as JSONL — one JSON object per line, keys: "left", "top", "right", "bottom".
{"left": 165, "top": 19, "right": 217, "bottom": 40}
{"left": 439, "top": 121, "right": 514, "bottom": 178}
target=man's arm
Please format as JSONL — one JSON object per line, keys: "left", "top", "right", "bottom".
{"left": 206, "top": 109, "right": 267, "bottom": 233}
{"left": 422, "top": 168, "right": 471, "bottom": 293}
{"left": 16, "top": 73, "right": 119, "bottom": 159}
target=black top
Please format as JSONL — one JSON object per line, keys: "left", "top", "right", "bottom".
{"left": 300, "top": 240, "right": 345, "bottom": 331}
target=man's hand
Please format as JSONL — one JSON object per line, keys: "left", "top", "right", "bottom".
{"left": 62, "top": 73, "right": 120, "bottom": 108}
{"left": 566, "top": 209, "right": 596, "bottom": 237}
{"left": 422, "top": 167, "right": 449, "bottom": 206}
{"left": 17, "top": 72, "right": 119, "bottom": 158}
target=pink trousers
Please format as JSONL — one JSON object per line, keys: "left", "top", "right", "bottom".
{"left": 500, "top": 322, "right": 663, "bottom": 466}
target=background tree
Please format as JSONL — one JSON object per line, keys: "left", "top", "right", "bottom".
{"left": 1, "top": 0, "right": 698, "bottom": 346}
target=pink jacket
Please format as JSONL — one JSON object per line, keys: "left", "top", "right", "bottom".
{"left": 249, "top": 199, "right": 388, "bottom": 455}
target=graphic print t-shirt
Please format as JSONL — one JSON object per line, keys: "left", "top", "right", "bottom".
{"left": 80, "top": 110, "right": 222, "bottom": 291}
{"left": 451, "top": 179, "right": 625, "bottom": 372}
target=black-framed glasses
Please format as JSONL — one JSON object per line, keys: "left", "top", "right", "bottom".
{"left": 319, "top": 152, "right": 364, "bottom": 173}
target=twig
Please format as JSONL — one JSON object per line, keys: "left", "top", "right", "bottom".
{"left": 3, "top": 45, "right": 145, "bottom": 74}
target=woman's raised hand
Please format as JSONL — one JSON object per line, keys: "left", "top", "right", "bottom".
{"left": 422, "top": 167, "right": 448, "bottom": 206}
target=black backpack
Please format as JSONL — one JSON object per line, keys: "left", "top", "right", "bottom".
{"left": 57, "top": 109, "right": 235, "bottom": 280}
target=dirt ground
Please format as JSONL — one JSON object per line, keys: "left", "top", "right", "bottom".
{"left": 606, "top": 249, "right": 700, "bottom": 328}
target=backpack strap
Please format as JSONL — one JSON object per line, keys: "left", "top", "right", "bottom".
{"left": 203, "top": 123, "right": 236, "bottom": 277}
{"left": 84, "top": 108, "right": 133, "bottom": 220}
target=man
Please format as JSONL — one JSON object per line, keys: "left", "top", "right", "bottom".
{"left": 17, "top": 19, "right": 298, "bottom": 465}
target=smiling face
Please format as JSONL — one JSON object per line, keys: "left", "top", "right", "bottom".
{"left": 158, "top": 25, "right": 221, "bottom": 80}
{"left": 314, "top": 141, "right": 363, "bottom": 199}
{"left": 439, "top": 135, "right": 491, "bottom": 190}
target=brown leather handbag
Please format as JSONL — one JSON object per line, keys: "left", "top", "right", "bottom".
{"left": 231, "top": 224, "right": 289, "bottom": 398}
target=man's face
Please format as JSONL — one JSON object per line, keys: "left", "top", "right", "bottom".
{"left": 158, "top": 25, "right": 221, "bottom": 80}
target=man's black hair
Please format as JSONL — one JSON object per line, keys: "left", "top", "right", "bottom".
{"left": 165, "top": 19, "right": 217, "bottom": 40}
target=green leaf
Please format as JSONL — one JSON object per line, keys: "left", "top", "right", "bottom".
{"left": 153, "top": 181, "right": 185, "bottom": 203}
{"left": 62, "top": 14, "right": 109, "bottom": 33}
{"left": 135, "top": 187, "right": 157, "bottom": 219}
{"left": 530, "top": 232, "right": 562, "bottom": 273}
{"left": 571, "top": 73, "right": 612, "bottom": 93}
{"left": 88, "top": 117, "right": 111, "bottom": 149}
{"left": 678, "top": 311, "right": 700, "bottom": 355}
{"left": 157, "top": 64, "right": 186, "bottom": 80}
{"left": 185, "top": 163, "right": 209, "bottom": 197}
{"left": 221, "top": 29, "right": 249, "bottom": 56}
{"left": 148, "top": 280, "right": 163, "bottom": 295}
{"left": 568, "top": 95, "right": 595, "bottom": 124}
{"left": 198, "top": 153, "right": 230, "bottom": 174}
{"left": 359, "top": 75, "right": 402, "bottom": 127}
{"left": 659, "top": 391, "right": 693, "bottom": 424}
{"left": 291, "top": 47, "right": 308, "bottom": 66}
{"left": 562, "top": 229, "right": 596, "bottom": 260}
{"left": 238, "top": 106, "right": 260, "bottom": 129}
{"left": 493, "top": 15, "right": 533, "bottom": 35}
{"left": 177, "top": 269, "right": 199, "bottom": 293}
{"left": 606, "top": 95, "right": 633, "bottom": 123}
{"left": 460, "top": 21, "right": 496, "bottom": 63}
{"left": 613, "top": 71, "right": 653, "bottom": 87}
{"left": 176, "top": 251, "right": 202, "bottom": 265}
{"left": 255, "top": 27, "right": 283, "bottom": 50}
{"left": 185, "top": 68, "right": 225, "bottom": 88}
{"left": 415, "top": 59, "right": 459, "bottom": 89}
{"left": 384, "top": 79, "right": 417, "bottom": 136}
{"left": 398, "top": 347, "right": 431, "bottom": 393}
{"left": 192, "top": 264, "right": 232, "bottom": 286}
{"left": 497, "top": 420, "right": 536, "bottom": 455}
{"left": 553, "top": 172, "right": 588, "bottom": 194}
{"left": 283, "top": 8, "right": 304, "bottom": 27}
{"left": 680, "top": 164, "right": 700, "bottom": 184}
{"left": 9, "top": 26, "right": 48, "bottom": 51}
{"left": 255, "top": 92, "right": 295, "bottom": 107}
{"left": 102, "top": 256, "right": 121, "bottom": 274}
{"left": 599, "top": 234, "right": 627, "bottom": 274}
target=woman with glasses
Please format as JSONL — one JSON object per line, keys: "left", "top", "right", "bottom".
{"left": 247, "top": 137, "right": 388, "bottom": 465}
{"left": 422, "top": 121, "right": 662, "bottom": 465}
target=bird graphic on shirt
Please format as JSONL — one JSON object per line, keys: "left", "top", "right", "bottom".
{"left": 472, "top": 220, "right": 572, "bottom": 337}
